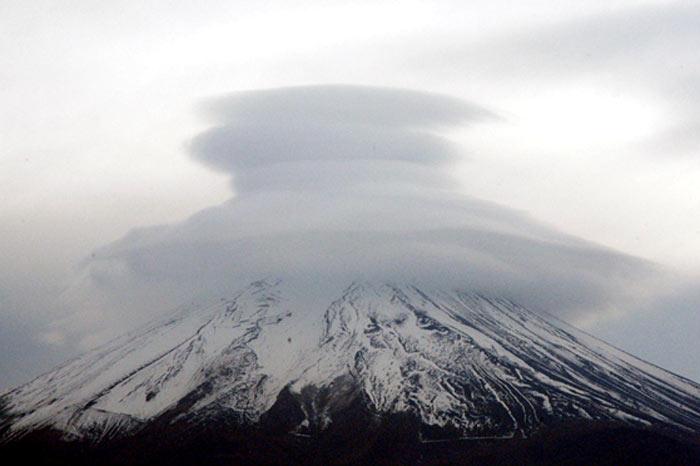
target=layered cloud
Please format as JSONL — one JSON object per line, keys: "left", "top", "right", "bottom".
{"left": 50, "top": 85, "right": 663, "bottom": 346}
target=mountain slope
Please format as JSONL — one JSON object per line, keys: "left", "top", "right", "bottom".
{"left": 2, "top": 280, "right": 700, "bottom": 445}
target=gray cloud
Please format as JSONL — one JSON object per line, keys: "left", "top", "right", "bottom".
{"left": 0, "top": 285, "right": 76, "bottom": 392}
{"left": 590, "top": 278, "right": 700, "bottom": 382}
{"left": 420, "top": 3, "right": 700, "bottom": 81}
{"left": 51, "top": 85, "right": 661, "bottom": 347}
{"left": 640, "top": 76, "right": 700, "bottom": 157}
{"left": 406, "top": 2, "right": 700, "bottom": 159}
{"left": 642, "top": 119, "right": 700, "bottom": 158}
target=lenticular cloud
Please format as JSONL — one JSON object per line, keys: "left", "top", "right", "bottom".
{"left": 60, "top": 85, "right": 658, "bottom": 345}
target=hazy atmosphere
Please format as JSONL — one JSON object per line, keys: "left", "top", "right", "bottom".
{"left": 2, "top": 0, "right": 700, "bottom": 393}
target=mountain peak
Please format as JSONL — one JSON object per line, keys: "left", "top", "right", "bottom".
{"left": 2, "top": 280, "right": 700, "bottom": 445}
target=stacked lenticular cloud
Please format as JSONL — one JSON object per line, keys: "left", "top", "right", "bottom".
{"left": 59, "top": 85, "right": 657, "bottom": 346}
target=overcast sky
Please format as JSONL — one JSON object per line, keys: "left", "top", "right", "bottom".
{"left": 1, "top": 0, "right": 699, "bottom": 391}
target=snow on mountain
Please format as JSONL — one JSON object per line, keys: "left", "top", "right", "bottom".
{"left": 2, "top": 280, "right": 700, "bottom": 443}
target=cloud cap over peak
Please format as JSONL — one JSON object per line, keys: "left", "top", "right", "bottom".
{"left": 58, "top": 85, "right": 659, "bottom": 347}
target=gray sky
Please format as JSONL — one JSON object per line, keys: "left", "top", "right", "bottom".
{"left": 1, "top": 0, "right": 699, "bottom": 391}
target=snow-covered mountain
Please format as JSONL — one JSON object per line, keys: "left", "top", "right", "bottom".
{"left": 2, "top": 280, "right": 700, "bottom": 445}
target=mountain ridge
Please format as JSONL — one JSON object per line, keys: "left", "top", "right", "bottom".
{"left": 3, "top": 279, "right": 699, "bottom": 448}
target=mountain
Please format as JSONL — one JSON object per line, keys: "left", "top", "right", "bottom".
{"left": 2, "top": 280, "right": 700, "bottom": 465}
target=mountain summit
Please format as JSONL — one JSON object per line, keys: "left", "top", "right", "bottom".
{"left": 2, "top": 280, "right": 700, "bottom": 464}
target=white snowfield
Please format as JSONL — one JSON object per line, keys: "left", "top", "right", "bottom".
{"left": 2, "top": 280, "right": 700, "bottom": 441}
